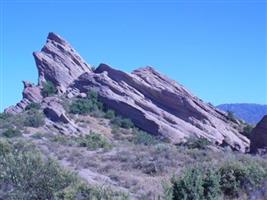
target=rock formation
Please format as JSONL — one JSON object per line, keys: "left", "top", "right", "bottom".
{"left": 42, "top": 97, "right": 81, "bottom": 135}
{"left": 33, "top": 32, "right": 92, "bottom": 93}
{"left": 5, "top": 81, "right": 42, "bottom": 114}
{"left": 5, "top": 32, "right": 250, "bottom": 152}
{"left": 71, "top": 64, "right": 249, "bottom": 152}
{"left": 250, "top": 115, "right": 267, "bottom": 153}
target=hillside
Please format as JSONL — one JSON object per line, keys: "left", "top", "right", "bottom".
{"left": 217, "top": 103, "right": 267, "bottom": 125}
{"left": 1, "top": 33, "right": 267, "bottom": 200}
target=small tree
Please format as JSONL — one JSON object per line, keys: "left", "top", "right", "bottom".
{"left": 23, "top": 110, "right": 45, "bottom": 128}
{"left": 25, "top": 102, "right": 41, "bottom": 110}
{"left": 227, "top": 111, "right": 235, "bottom": 121}
{"left": 41, "top": 81, "right": 57, "bottom": 97}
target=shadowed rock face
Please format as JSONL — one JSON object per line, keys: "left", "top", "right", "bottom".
{"left": 250, "top": 115, "right": 267, "bottom": 153}
{"left": 33, "top": 32, "right": 91, "bottom": 93}
{"left": 72, "top": 64, "right": 250, "bottom": 152}
{"left": 5, "top": 32, "right": 250, "bottom": 152}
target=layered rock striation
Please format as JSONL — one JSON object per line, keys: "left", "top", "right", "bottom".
{"left": 71, "top": 64, "right": 249, "bottom": 152}
{"left": 5, "top": 32, "right": 250, "bottom": 152}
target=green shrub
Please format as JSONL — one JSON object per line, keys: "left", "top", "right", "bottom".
{"left": 2, "top": 128, "right": 22, "bottom": 138}
{"left": 227, "top": 111, "right": 236, "bottom": 122}
{"left": 185, "top": 137, "right": 211, "bottom": 150}
{"left": 242, "top": 124, "right": 254, "bottom": 138}
{"left": 219, "top": 159, "right": 267, "bottom": 197}
{"left": 41, "top": 81, "right": 57, "bottom": 97}
{"left": 25, "top": 102, "right": 41, "bottom": 110}
{"left": 0, "top": 113, "right": 24, "bottom": 130}
{"left": 121, "top": 118, "right": 134, "bottom": 129}
{"left": 171, "top": 166, "right": 221, "bottom": 200}
{"left": 69, "top": 91, "right": 103, "bottom": 115}
{"left": 70, "top": 99, "right": 95, "bottom": 114}
{"left": 23, "top": 110, "right": 45, "bottom": 128}
{"left": 104, "top": 110, "right": 116, "bottom": 119}
{"left": 51, "top": 135, "right": 77, "bottom": 146}
{"left": 0, "top": 112, "right": 11, "bottom": 120}
{"left": 0, "top": 139, "right": 11, "bottom": 155}
{"left": 111, "top": 116, "right": 134, "bottom": 129}
{"left": 56, "top": 183, "right": 129, "bottom": 200}
{"left": 168, "top": 158, "right": 267, "bottom": 200}
{"left": 0, "top": 139, "right": 125, "bottom": 200}
{"left": 133, "top": 129, "right": 158, "bottom": 146}
{"left": 76, "top": 132, "right": 112, "bottom": 150}
{"left": 219, "top": 161, "right": 246, "bottom": 197}
{"left": 0, "top": 139, "right": 77, "bottom": 199}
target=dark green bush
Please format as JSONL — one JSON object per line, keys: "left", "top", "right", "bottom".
{"left": 121, "top": 118, "right": 134, "bottom": 129}
{"left": 0, "top": 139, "right": 11, "bottom": 155}
{"left": 133, "top": 129, "right": 158, "bottom": 146}
{"left": 25, "top": 102, "right": 41, "bottom": 110}
{"left": 227, "top": 111, "right": 236, "bottom": 122}
{"left": 104, "top": 110, "right": 116, "bottom": 119}
{"left": 219, "top": 159, "right": 267, "bottom": 197}
{"left": 2, "top": 128, "right": 22, "bottom": 138}
{"left": 169, "top": 158, "right": 267, "bottom": 200}
{"left": 76, "top": 132, "right": 112, "bottom": 150}
{"left": 171, "top": 166, "right": 221, "bottom": 200}
{"left": 0, "top": 112, "right": 11, "bottom": 120}
{"left": 111, "top": 116, "right": 134, "bottom": 129}
{"left": 41, "top": 81, "right": 57, "bottom": 97}
{"left": 0, "top": 139, "right": 126, "bottom": 200}
{"left": 219, "top": 161, "right": 246, "bottom": 197}
{"left": 69, "top": 91, "right": 103, "bottom": 115}
{"left": 70, "top": 99, "right": 95, "bottom": 114}
{"left": 185, "top": 137, "right": 211, "bottom": 150}
{"left": 0, "top": 139, "right": 77, "bottom": 199}
{"left": 242, "top": 124, "right": 254, "bottom": 138}
{"left": 23, "top": 110, "right": 45, "bottom": 128}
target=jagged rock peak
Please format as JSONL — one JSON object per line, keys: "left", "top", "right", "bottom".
{"left": 33, "top": 32, "right": 92, "bottom": 93}
{"left": 46, "top": 32, "right": 68, "bottom": 46}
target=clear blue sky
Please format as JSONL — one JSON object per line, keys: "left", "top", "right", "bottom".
{"left": 0, "top": 0, "right": 266, "bottom": 111}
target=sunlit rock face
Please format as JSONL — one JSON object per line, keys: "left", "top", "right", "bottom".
{"left": 5, "top": 32, "right": 250, "bottom": 152}
{"left": 33, "top": 32, "right": 92, "bottom": 93}
{"left": 72, "top": 64, "right": 250, "bottom": 152}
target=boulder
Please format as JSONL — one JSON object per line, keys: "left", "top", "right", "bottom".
{"left": 22, "top": 81, "right": 42, "bottom": 103}
{"left": 72, "top": 64, "right": 250, "bottom": 152}
{"left": 250, "top": 115, "right": 267, "bottom": 153}
{"left": 33, "top": 32, "right": 91, "bottom": 93}
{"left": 42, "top": 97, "right": 81, "bottom": 135}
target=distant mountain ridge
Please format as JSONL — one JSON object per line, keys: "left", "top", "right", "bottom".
{"left": 217, "top": 103, "right": 267, "bottom": 125}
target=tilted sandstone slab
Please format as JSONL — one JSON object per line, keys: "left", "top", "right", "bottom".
{"left": 33, "top": 32, "right": 92, "bottom": 93}
{"left": 5, "top": 32, "right": 250, "bottom": 152}
{"left": 250, "top": 115, "right": 267, "bottom": 153}
{"left": 71, "top": 64, "right": 250, "bottom": 152}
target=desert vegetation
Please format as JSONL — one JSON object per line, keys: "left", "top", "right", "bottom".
{"left": 0, "top": 138, "right": 128, "bottom": 200}
{"left": 1, "top": 88, "right": 267, "bottom": 199}
{"left": 41, "top": 81, "right": 57, "bottom": 97}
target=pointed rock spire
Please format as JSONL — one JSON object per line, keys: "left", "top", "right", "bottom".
{"left": 33, "top": 32, "right": 92, "bottom": 93}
